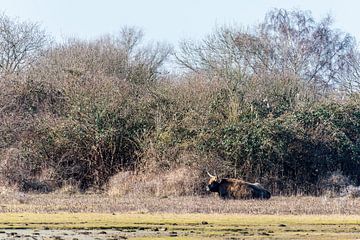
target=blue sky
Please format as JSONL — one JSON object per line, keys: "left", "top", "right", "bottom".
{"left": 1, "top": 0, "right": 360, "bottom": 45}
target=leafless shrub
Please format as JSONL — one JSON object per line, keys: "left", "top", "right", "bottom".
{"left": 0, "top": 23, "right": 172, "bottom": 192}
{"left": 39, "top": 26, "right": 171, "bottom": 84}
{"left": 0, "top": 147, "right": 35, "bottom": 187}
{"left": 319, "top": 171, "right": 353, "bottom": 197}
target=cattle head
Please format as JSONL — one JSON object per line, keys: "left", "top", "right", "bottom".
{"left": 206, "top": 171, "right": 220, "bottom": 192}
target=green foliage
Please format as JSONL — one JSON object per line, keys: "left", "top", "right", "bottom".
{"left": 197, "top": 101, "right": 360, "bottom": 194}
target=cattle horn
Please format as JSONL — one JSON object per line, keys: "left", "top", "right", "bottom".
{"left": 206, "top": 169, "right": 216, "bottom": 178}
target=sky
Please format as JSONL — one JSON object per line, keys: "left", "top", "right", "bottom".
{"left": 1, "top": 0, "right": 360, "bottom": 45}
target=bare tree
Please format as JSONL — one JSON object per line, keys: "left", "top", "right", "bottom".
{"left": 176, "top": 9, "right": 357, "bottom": 100}
{"left": 176, "top": 26, "right": 254, "bottom": 120}
{"left": 339, "top": 49, "right": 360, "bottom": 94}
{"left": 114, "top": 27, "right": 172, "bottom": 84}
{"left": 0, "top": 14, "right": 48, "bottom": 76}
{"left": 258, "top": 9, "right": 355, "bottom": 91}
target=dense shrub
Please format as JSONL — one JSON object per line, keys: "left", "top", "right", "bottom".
{"left": 197, "top": 101, "right": 360, "bottom": 195}
{"left": 1, "top": 10, "right": 360, "bottom": 195}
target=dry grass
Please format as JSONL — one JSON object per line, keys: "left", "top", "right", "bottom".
{"left": 0, "top": 191, "right": 359, "bottom": 215}
{"left": 107, "top": 167, "right": 204, "bottom": 197}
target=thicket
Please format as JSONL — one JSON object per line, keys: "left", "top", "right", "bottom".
{"left": 1, "top": 10, "right": 360, "bottom": 195}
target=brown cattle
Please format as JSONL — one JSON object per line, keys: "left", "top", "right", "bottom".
{"left": 206, "top": 172, "right": 271, "bottom": 199}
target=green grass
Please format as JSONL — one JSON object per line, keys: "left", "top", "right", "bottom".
{"left": 0, "top": 213, "right": 359, "bottom": 239}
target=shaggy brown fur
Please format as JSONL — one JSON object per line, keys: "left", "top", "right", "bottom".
{"left": 207, "top": 176, "right": 271, "bottom": 199}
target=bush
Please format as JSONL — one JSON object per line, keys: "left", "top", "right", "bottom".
{"left": 200, "top": 101, "right": 360, "bottom": 195}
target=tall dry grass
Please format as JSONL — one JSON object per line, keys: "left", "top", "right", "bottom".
{"left": 107, "top": 166, "right": 204, "bottom": 197}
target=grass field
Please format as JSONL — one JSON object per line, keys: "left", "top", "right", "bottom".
{"left": 0, "top": 193, "right": 360, "bottom": 239}
{"left": 0, "top": 213, "right": 359, "bottom": 239}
